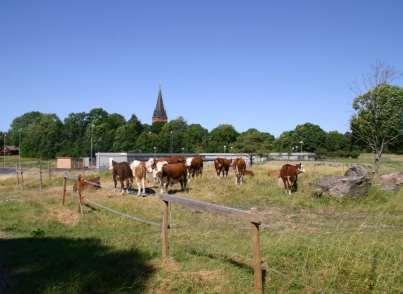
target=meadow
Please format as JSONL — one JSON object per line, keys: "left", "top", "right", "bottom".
{"left": 0, "top": 154, "right": 402, "bottom": 293}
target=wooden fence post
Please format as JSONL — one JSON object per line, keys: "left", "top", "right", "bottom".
{"left": 77, "top": 177, "right": 83, "bottom": 214}
{"left": 16, "top": 164, "right": 20, "bottom": 186}
{"left": 20, "top": 169, "right": 24, "bottom": 189}
{"left": 250, "top": 208, "right": 263, "bottom": 294}
{"left": 62, "top": 174, "right": 67, "bottom": 205}
{"left": 161, "top": 200, "right": 170, "bottom": 261}
{"left": 39, "top": 158, "right": 43, "bottom": 192}
{"left": 48, "top": 161, "right": 51, "bottom": 180}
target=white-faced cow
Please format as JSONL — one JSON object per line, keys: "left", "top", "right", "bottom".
{"left": 279, "top": 163, "right": 305, "bottom": 194}
{"left": 186, "top": 156, "right": 203, "bottom": 180}
{"left": 146, "top": 156, "right": 186, "bottom": 184}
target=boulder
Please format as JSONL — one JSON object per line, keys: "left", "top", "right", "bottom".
{"left": 314, "top": 165, "right": 371, "bottom": 198}
{"left": 379, "top": 172, "right": 403, "bottom": 192}
{"left": 344, "top": 165, "right": 369, "bottom": 178}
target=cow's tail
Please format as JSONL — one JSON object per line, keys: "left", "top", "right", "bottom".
{"left": 244, "top": 170, "right": 254, "bottom": 177}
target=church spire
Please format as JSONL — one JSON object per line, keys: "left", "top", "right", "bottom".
{"left": 152, "top": 86, "right": 168, "bottom": 124}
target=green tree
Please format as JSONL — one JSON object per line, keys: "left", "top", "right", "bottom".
{"left": 325, "top": 131, "right": 350, "bottom": 152}
{"left": 233, "top": 128, "right": 275, "bottom": 154}
{"left": 294, "top": 123, "right": 327, "bottom": 152}
{"left": 9, "top": 112, "right": 63, "bottom": 158}
{"left": 88, "top": 109, "right": 126, "bottom": 154}
{"left": 158, "top": 117, "right": 188, "bottom": 152}
{"left": 274, "top": 130, "right": 297, "bottom": 152}
{"left": 59, "top": 112, "right": 90, "bottom": 157}
{"left": 184, "top": 124, "right": 208, "bottom": 152}
{"left": 134, "top": 131, "right": 159, "bottom": 153}
{"left": 274, "top": 123, "right": 327, "bottom": 153}
{"left": 113, "top": 115, "right": 144, "bottom": 152}
{"left": 351, "top": 84, "right": 403, "bottom": 171}
{"left": 207, "top": 124, "right": 239, "bottom": 152}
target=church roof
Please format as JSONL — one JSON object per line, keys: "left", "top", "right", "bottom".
{"left": 153, "top": 88, "right": 167, "bottom": 120}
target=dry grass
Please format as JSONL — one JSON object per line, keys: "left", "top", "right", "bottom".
{"left": 0, "top": 157, "right": 402, "bottom": 293}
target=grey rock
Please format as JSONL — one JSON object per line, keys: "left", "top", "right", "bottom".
{"left": 379, "top": 172, "right": 403, "bottom": 192}
{"left": 314, "top": 165, "right": 371, "bottom": 198}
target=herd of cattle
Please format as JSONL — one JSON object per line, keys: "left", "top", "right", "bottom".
{"left": 109, "top": 156, "right": 305, "bottom": 196}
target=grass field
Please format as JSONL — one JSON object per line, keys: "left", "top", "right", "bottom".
{"left": 0, "top": 155, "right": 402, "bottom": 293}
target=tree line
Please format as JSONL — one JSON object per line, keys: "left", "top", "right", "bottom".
{"left": 1, "top": 65, "right": 402, "bottom": 161}
{"left": 0, "top": 108, "right": 361, "bottom": 159}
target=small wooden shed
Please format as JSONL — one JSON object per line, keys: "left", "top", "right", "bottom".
{"left": 56, "top": 157, "right": 89, "bottom": 169}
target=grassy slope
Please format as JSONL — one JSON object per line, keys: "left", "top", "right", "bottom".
{"left": 0, "top": 155, "right": 402, "bottom": 293}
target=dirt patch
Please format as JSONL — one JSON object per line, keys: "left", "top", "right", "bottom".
{"left": 184, "top": 270, "right": 224, "bottom": 282}
{"left": 48, "top": 208, "right": 79, "bottom": 226}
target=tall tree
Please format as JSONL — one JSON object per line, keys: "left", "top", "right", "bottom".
{"left": 184, "top": 124, "right": 208, "bottom": 152}
{"left": 59, "top": 112, "right": 90, "bottom": 157}
{"left": 207, "top": 124, "right": 239, "bottom": 152}
{"left": 275, "top": 123, "right": 326, "bottom": 153}
{"left": 351, "top": 62, "right": 403, "bottom": 172}
{"left": 233, "top": 128, "right": 275, "bottom": 154}
{"left": 158, "top": 117, "right": 188, "bottom": 153}
{"left": 113, "top": 114, "right": 144, "bottom": 152}
{"left": 87, "top": 109, "right": 126, "bottom": 154}
{"left": 9, "top": 112, "right": 63, "bottom": 158}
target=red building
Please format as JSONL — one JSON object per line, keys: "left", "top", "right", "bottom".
{"left": 0, "top": 146, "right": 19, "bottom": 155}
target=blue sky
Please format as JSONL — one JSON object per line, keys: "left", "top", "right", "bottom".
{"left": 1, "top": 0, "right": 402, "bottom": 136}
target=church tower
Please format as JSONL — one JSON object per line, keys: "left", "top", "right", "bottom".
{"left": 152, "top": 87, "right": 168, "bottom": 124}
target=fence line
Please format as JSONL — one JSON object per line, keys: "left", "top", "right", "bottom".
{"left": 160, "top": 193, "right": 264, "bottom": 294}
{"left": 84, "top": 198, "right": 161, "bottom": 227}
{"left": 63, "top": 174, "right": 161, "bottom": 227}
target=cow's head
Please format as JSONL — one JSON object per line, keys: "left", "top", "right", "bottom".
{"left": 108, "top": 159, "right": 116, "bottom": 170}
{"left": 296, "top": 163, "right": 305, "bottom": 173}
{"left": 145, "top": 158, "right": 156, "bottom": 173}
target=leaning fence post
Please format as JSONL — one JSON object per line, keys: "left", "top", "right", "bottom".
{"left": 161, "top": 199, "right": 170, "bottom": 261}
{"left": 48, "top": 161, "right": 51, "bottom": 180}
{"left": 77, "top": 175, "right": 83, "bottom": 214}
{"left": 250, "top": 208, "right": 263, "bottom": 294}
{"left": 62, "top": 172, "right": 67, "bottom": 205}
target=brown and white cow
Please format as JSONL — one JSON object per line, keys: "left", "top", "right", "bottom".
{"left": 232, "top": 158, "right": 254, "bottom": 185}
{"left": 110, "top": 160, "right": 133, "bottom": 194}
{"left": 279, "top": 163, "right": 305, "bottom": 195}
{"left": 214, "top": 158, "right": 232, "bottom": 177}
{"left": 186, "top": 156, "right": 203, "bottom": 179}
{"left": 146, "top": 156, "right": 186, "bottom": 184}
{"left": 158, "top": 162, "right": 188, "bottom": 193}
{"left": 130, "top": 160, "right": 147, "bottom": 196}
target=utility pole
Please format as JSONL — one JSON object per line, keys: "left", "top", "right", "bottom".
{"left": 90, "top": 123, "right": 94, "bottom": 167}
{"left": 3, "top": 133, "right": 6, "bottom": 168}
{"left": 18, "top": 129, "right": 22, "bottom": 169}
{"left": 299, "top": 141, "right": 304, "bottom": 153}
{"left": 170, "top": 130, "right": 173, "bottom": 153}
